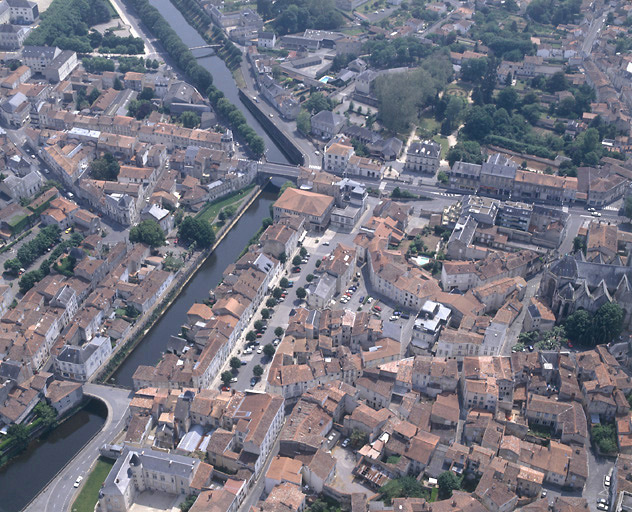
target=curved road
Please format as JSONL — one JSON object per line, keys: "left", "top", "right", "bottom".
{"left": 24, "top": 384, "right": 131, "bottom": 512}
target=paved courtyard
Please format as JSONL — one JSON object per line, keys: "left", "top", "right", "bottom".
{"left": 329, "top": 446, "right": 373, "bottom": 496}
{"left": 129, "top": 491, "right": 184, "bottom": 512}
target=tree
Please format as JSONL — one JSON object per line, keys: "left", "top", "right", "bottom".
{"left": 90, "top": 152, "right": 120, "bottom": 181}
{"left": 139, "top": 87, "right": 154, "bottom": 101}
{"left": 438, "top": 471, "right": 461, "bottom": 499}
{"left": 300, "top": 247, "right": 307, "bottom": 257}
{"left": 296, "top": 287, "right": 307, "bottom": 299}
{"left": 296, "top": 109, "right": 311, "bottom": 135}
{"left": 273, "top": 287, "right": 283, "bottom": 299}
{"left": 230, "top": 357, "right": 242, "bottom": 371}
{"left": 496, "top": 87, "right": 519, "bottom": 112}
{"left": 592, "top": 423, "right": 617, "bottom": 454}
{"left": 246, "top": 331, "right": 256, "bottom": 342}
{"left": 593, "top": 302, "right": 624, "bottom": 345}
{"left": 129, "top": 219, "right": 165, "bottom": 248}
{"left": 350, "top": 428, "right": 368, "bottom": 449}
{"left": 253, "top": 365, "right": 263, "bottom": 377}
{"left": 462, "top": 106, "right": 494, "bottom": 140}
{"left": 178, "top": 217, "right": 215, "bottom": 248}
{"left": 34, "top": 401, "right": 57, "bottom": 428}
{"left": 274, "top": 327, "right": 284, "bottom": 337}
{"left": 437, "top": 171, "right": 449, "bottom": 184}
{"left": 572, "top": 236, "right": 586, "bottom": 254}
{"left": 379, "top": 477, "right": 428, "bottom": 505}
{"left": 626, "top": 195, "right": 632, "bottom": 219}
{"left": 181, "top": 111, "right": 201, "bottom": 128}
{"left": 263, "top": 343, "right": 275, "bottom": 358}
{"left": 261, "top": 308, "right": 270, "bottom": 319}
{"left": 221, "top": 371, "right": 233, "bottom": 386}
{"left": 306, "top": 274, "right": 314, "bottom": 282}
{"left": 7, "top": 423, "right": 30, "bottom": 450}
{"left": 564, "top": 309, "right": 593, "bottom": 346}
{"left": 292, "top": 255, "right": 302, "bottom": 266}
{"left": 280, "top": 277, "right": 289, "bottom": 288}
{"left": 180, "top": 495, "right": 197, "bottom": 512}
{"left": 266, "top": 298, "right": 277, "bottom": 308}
{"left": 254, "top": 320, "right": 263, "bottom": 331}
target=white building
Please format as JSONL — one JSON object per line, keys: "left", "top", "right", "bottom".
{"left": 55, "top": 336, "right": 113, "bottom": 382}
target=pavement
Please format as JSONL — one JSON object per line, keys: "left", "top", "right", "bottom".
{"left": 25, "top": 384, "right": 131, "bottom": 512}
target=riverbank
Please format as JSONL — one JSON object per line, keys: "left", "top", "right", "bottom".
{"left": 95, "top": 185, "right": 262, "bottom": 385}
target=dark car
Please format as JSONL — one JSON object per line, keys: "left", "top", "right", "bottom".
{"left": 250, "top": 377, "right": 257, "bottom": 387}
{"left": 401, "top": 313, "right": 410, "bottom": 319}
{"left": 292, "top": 266, "right": 301, "bottom": 273}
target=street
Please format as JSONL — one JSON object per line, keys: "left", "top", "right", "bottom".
{"left": 24, "top": 384, "right": 132, "bottom": 512}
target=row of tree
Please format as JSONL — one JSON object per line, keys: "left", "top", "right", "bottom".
{"left": 4, "top": 225, "right": 61, "bottom": 275}
{"left": 123, "top": 0, "right": 264, "bottom": 158}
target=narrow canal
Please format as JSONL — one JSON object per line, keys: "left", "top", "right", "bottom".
{"left": 0, "top": 399, "right": 107, "bottom": 512}
{"left": 110, "top": 188, "right": 277, "bottom": 387}
{"left": 150, "top": 0, "right": 289, "bottom": 165}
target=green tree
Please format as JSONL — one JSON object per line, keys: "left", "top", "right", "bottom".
{"left": 306, "top": 274, "right": 314, "bottom": 283}
{"left": 180, "top": 495, "right": 197, "bottom": 512}
{"left": 572, "top": 236, "right": 586, "bottom": 254}
{"left": 254, "top": 320, "right": 263, "bottom": 331}
{"left": 230, "top": 357, "right": 242, "bottom": 371}
{"left": 593, "top": 302, "right": 624, "bottom": 345}
{"left": 274, "top": 326, "right": 284, "bottom": 337}
{"left": 279, "top": 181, "right": 296, "bottom": 196}
{"left": 379, "top": 476, "right": 428, "bottom": 505}
{"left": 129, "top": 219, "right": 165, "bottom": 248}
{"left": 496, "top": 87, "right": 519, "bottom": 112}
{"left": 273, "top": 287, "right": 283, "bottom": 299}
{"left": 90, "top": 152, "right": 120, "bottom": 181}
{"left": 592, "top": 423, "right": 617, "bottom": 454}
{"left": 296, "top": 109, "right": 311, "bottom": 135}
{"left": 139, "top": 87, "right": 154, "bottom": 101}
{"left": 300, "top": 247, "right": 307, "bottom": 258}
{"left": 438, "top": 471, "right": 461, "bottom": 499}
{"left": 625, "top": 195, "right": 632, "bottom": 219}
{"left": 437, "top": 171, "right": 449, "bottom": 184}
{"left": 296, "top": 287, "right": 307, "bottom": 299}
{"left": 7, "top": 423, "right": 30, "bottom": 450}
{"left": 246, "top": 331, "right": 256, "bottom": 342}
{"left": 34, "top": 401, "right": 57, "bottom": 428}
{"left": 350, "top": 428, "right": 368, "bottom": 449}
{"left": 181, "top": 111, "right": 201, "bottom": 128}
{"left": 280, "top": 277, "right": 289, "bottom": 288}
{"left": 263, "top": 343, "right": 275, "bottom": 358}
{"left": 221, "top": 371, "right": 233, "bottom": 386}
{"left": 253, "top": 364, "right": 263, "bottom": 377}
{"left": 178, "top": 217, "right": 215, "bottom": 248}
{"left": 564, "top": 309, "right": 593, "bottom": 346}
{"left": 292, "top": 255, "right": 302, "bottom": 266}
{"left": 266, "top": 298, "right": 277, "bottom": 308}
{"left": 261, "top": 308, "right": 270, "bottom": 319}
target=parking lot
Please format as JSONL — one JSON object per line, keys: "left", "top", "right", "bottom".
{"left": 329, "top": 444, "right": 374, "bottom": 495}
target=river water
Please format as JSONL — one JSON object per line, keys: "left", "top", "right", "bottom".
{"left": 150, "top": 0, "right": 288, "bottom": 165}
{"left": 0, "top": 399, "right": 107, "bottom": 512}
{"left": 110, "top": 189, "right": 276, "bottom": 387}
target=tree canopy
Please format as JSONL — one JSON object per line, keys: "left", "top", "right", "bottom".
{"left": 178, "top": 217, "right": 215, "bottom": 248}
{"left": 129, "top": 219, "right": 166, "bottom": 248}
{"left": 90, "top": 152, "right": 120, "bottom": 181}
{"left": 266, "top": 0, "right": 344, "bottom": 35}
{"left": 565, "top": 303, "right": 624, "bottom": 347}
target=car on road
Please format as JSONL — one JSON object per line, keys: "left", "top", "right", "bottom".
{"left": 540, "top": 491, "right": 547, "bottom": 498}
{"left": 74, "top": 476, "right": 83, "bottom": 488}
{"left": 390, "top": 315, "right": 398, "bottom": 321}
{"left": 592, "top": 211, "right": 602, "bottom": 217}
{"left": 323, "top": 241, "right": 330, "bottom": 246}
{"left": 587, "top": 207, "right": 596, "bottom": 212}
{"left": 241, "top": 360, "right": 247, "bottom": 365}
{"left": 605, "top": 475, "right": 611, "bottom": 486}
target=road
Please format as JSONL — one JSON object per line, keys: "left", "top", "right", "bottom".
{"left": 24, "top": 384, "right": 131, "bottom": 512}
{"left": 239, "top": 60, "right": 321, "bottom": 168}
{"left": 107, "top": 0, "right": 161, "bottom": 59}
{"left": 581, "top": 11, "right": 606, "bottom": 57}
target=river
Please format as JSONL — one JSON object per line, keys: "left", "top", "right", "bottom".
{"left": 110, "top": 188, "right": 277, "bottom": 387}
{"left": 149, "top": 0, "right": 289, "bottom": 165}
{"left": 0, "top": 399, "right": 107, "bottom": 512}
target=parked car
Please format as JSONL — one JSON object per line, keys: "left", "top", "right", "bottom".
{"left": 373, "top": 305, "right": 382, "bottom": 311}
{"left": 257, "top": 347, "right": 263, "bottom": 354}
{"left": 244, "top": 348, "right": 253, "bottom": 354}
{"left": 605, "top": 475, "right": 611, "bottom": 486}
{"left": 221, "top": 386, "right": 230, "bottom": 391}
{"left": 341, "top": 438, "right": 350, "bottom": 448}
{"left": 231, "top": 377, "right": 238, "bottom": 383}
{"left": 241, "top": 360, "right": 247, "bottom": 365}
{"left": 597, "top": 504, "right": 608, "bottom": 510}
{"left": 401, "top": 313, "right": 410, "bottom": 319}
{"left": 292, "top": 266, "right": 301, "bottom": 273}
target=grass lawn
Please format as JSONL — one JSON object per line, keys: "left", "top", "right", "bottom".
{"left": 195, "top": 185, "right": 255, "bottom": 224}
{"left": 418, "top": 115, "right": 440, "bottom": 137}
{"left": 433, "top": 135, "right": 449, "bottom": 159}
{"left": 430, "top": 487, "right": 439, "bottom": 502}
{"left": 71, "top": 457, "right": 115, "bottom": 512}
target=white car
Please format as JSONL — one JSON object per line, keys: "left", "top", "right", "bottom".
{"left": 592, "top": 211, "right": 602, "bottom": 217}
{"left": 74, "top": 476, "right": 84, "bottom": 488}
{"left": 244, "top": 348, "right": 253, "bottom": 355}
{"left": 257, "top": 347, "right": 263, "bottom": 354}
{"left": 390, "top": 315, "right": 398, "bottom": 321}
{"left": 597, "top": 504, "right": 608, "bottom": 511}
{"left": 605, "top": 475, "right": 611, "bottom": 486}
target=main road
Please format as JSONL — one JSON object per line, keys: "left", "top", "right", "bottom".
{"left": 24, "top": 384, "right": 131, "bottom": 512}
